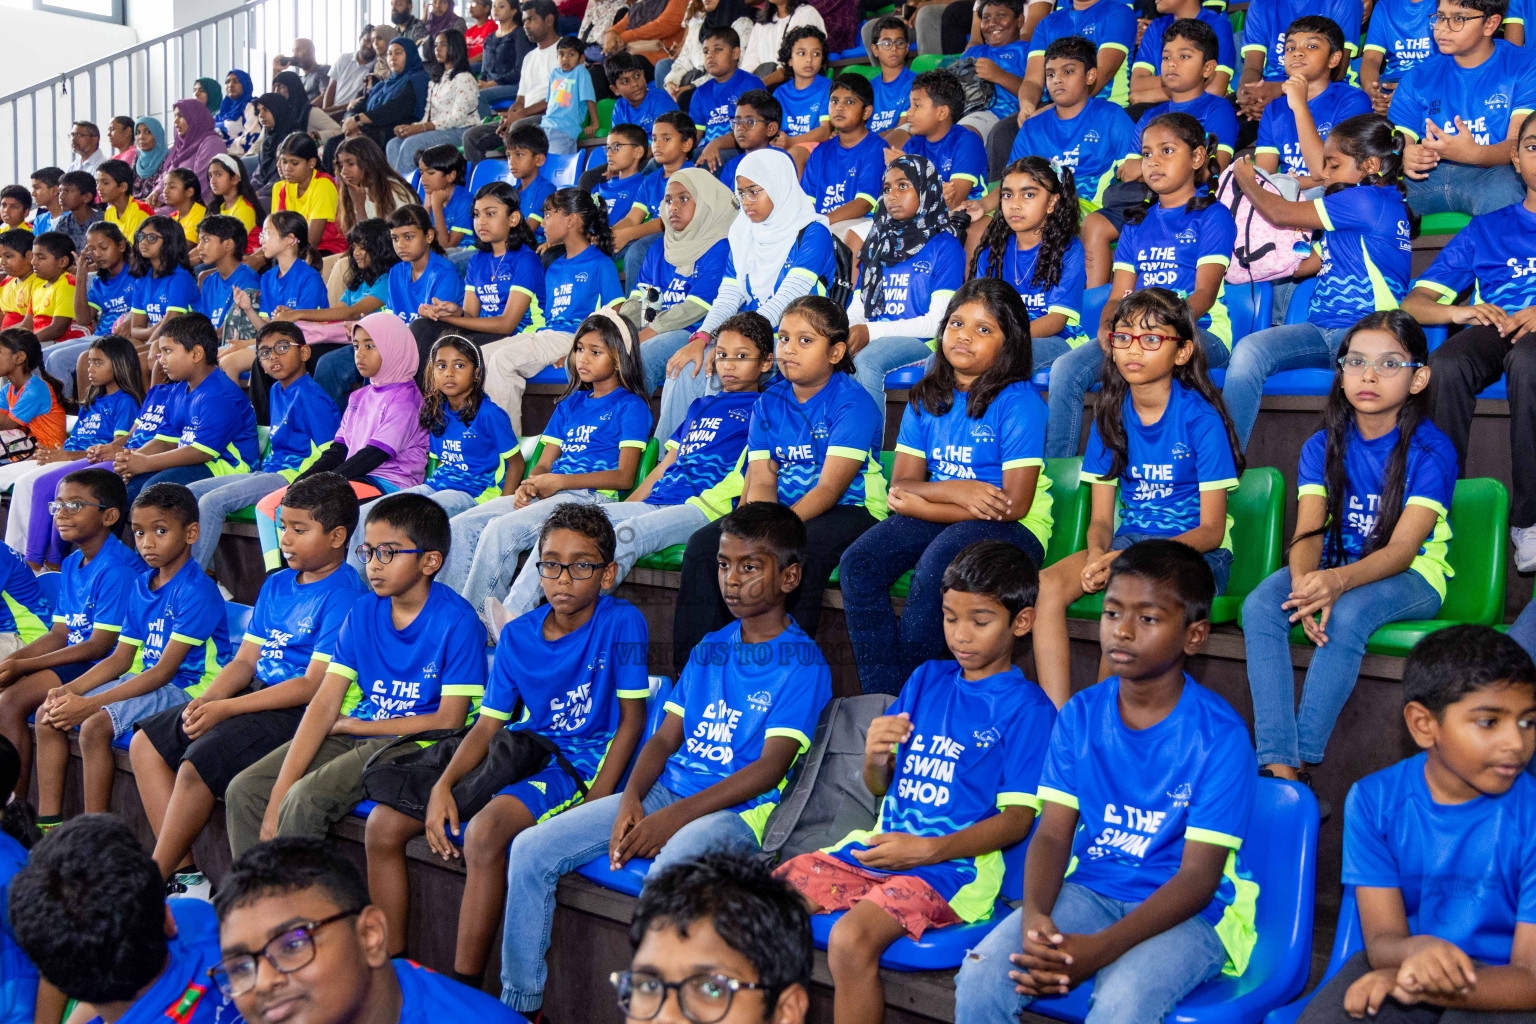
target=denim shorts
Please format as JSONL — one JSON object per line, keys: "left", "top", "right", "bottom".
{"left": 1111, "top": 531, "right": 1233, "bottom": 595}
{"left": 84, "top": 677, "right": 191, "bottom": 740}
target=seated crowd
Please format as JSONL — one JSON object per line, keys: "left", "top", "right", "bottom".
{"left": 0, "top": 0, "right": 1530, "bottom": 1023}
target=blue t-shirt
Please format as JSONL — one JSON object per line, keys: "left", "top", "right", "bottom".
{"left": 664, "top": 618, "right": 831, "bottom": 835}
{"left": 417, "top": 183, "right": 474, "bottom": 241}
{"left": 120, "top": 557, "right": 232, "bottom": 697}
{"left": 86, "top": 266, "right": 136, "bottom": 322}
{"left": 545, "top": 245, "right": 623, "bottom": 333}
{"left": 1363, "top": 0, "right": 1435, "bottom": 83}
{"left": 963, "top": 41, "right": 1030, "bottom": 117}
{"left": 393, "top": 960, "right": 527, "bottom": 1024}
{"left": 194, "top": 264, "right": 259, "bottom": 328}
{"left": 131, "top": 268, "right": 200, "bottom": 325}
{"left": 1242, "top": 0, "right": 1364, "bottom": 80}
{"left": 1310, "top": 185, "right": 1412, "bottom": 329}
{"left": 1134, "top": 10, "right": 1237, "bottom": 80}
{"left": 1343, "top": 754, "right": 1536, "bottom": 967}
{"left": 264, "top": 375, "right": 342, "bottom": 476}
{"left": 54, "top": 535, "right": 143, "bottom": 647}
{"left": 613, "top": 85, "right": 678, "bottom": 133}
{"left": 1111, "top": 200, "right": 1238, "bottom": 346}
{"left": 1135, "top": 92, "right": 1242, "bottom": 159}
{"left": 721, "top": 221, "right": 838, "bottom": 310}
{"left": 542, "top": 387, "right": 653, "bottom": 491}
{"left": 341, "top": 274, "right": 391, "bottom": 310}
{"left": 634, "top": 236, "right": 731, "bottom": 328}
{"left": 518, "top": 175, "right": 556, "bottom": 241}
{"left": 747, "top": 371, "right": 886, "bottom": 514}
{"left": 869, "top": 68, "right": 915, "bottom": 133}
{"left": 94, "top": 900, "right": 240, "bottom": 1024}
{"left": 465, "top": 245, "right": 545, "bottom": 333}
{"left": 1010, "top": 99, "right": 1139, "bottom": 207}
{"left": 636, "top": 162, "right": 695, "bottom": 223}
{"left": 1081, "top": 382, "right": 1240, "bottom": 547}
{"left": 1031, "top": 0, "right": 1138, "bottom": 105}
{"left": 1389, "top": 41, "right": 1536, "bottom": 150}
{"left": 258, "top": 259, "right": 328, "bottom": 312}
{"left": 427, "top": 397, "right": 519, "bottom": 499}
{"left": 974, "top": 237, "right": 1088, "bottom": 345}
{"left": 1297, "top": 419, "right": 1457, "bottom": 594}
{"left": 65, "top": 388, "right": 139, "bottom": 449}
{"left": 1414, "top": 202, "right": 1536, "bottom": 313}
{"left": 1039, "top": 675, "right": 1258, "bottom": 971}
{"left": 124, "top": 383, "right": 179, "bottom": 448}
{"left": 802, "top": 131, "right": 887, "bottom": 215}
{"left": 0, "top": 833, "right": 34, "bottom": 1024}
{"left": 689, "top": 69, "right": 764, "bottom": 143}
{"left": 826, "top": 662, "right": 1056, "bottom": 920}
{"left": 894, "top": 380, "right": 1054, "bottom": 548}
{"left": 388, "top": 254, "right": 463, "bottom": 324}
{"left": 541, "top": 64, "right": 596, "bottom": 140}
{"left": 594, "top": 172, "right": 648, "bottom": 225}
{"left": 865, "top": 232, "right": 965, "bottom": 322}
{"left": 244, "top": 567, "right": 367, "bottom": 689}
{"left": 485, "top": 595, "right": 651, "bottom": 779}
{"left": 1255, "top": 82, "right": 1373, "bottom": 177}
{"left": 157, "top": 370, "right": 259, "bottom": 476}
{"left": 648, "top": 389, "right": 759, "bottom": 508}
{"left": 718, "top": 146, "right": 795, "bottom": 188}
{"left": 331, "top": 583, "right": 486, "bottom": 721}
{"left": 776, "top": 75, "right": 833, "bottom": 135}
{"left": 904, "top": 124, "right": 989, "bottom": 201}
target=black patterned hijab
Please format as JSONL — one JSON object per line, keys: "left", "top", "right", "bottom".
{"left": 858, "top": 154, "right": 954, "bottom": 320}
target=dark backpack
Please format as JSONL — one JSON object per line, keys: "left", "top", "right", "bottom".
{"left": 798, "top": 224, "right": 856, "bottom": 309}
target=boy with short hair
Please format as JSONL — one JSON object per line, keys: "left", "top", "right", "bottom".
{"left": 690, "top": 27, "right": 765, "bottom": 169}
{"left": 0, "top": 468, "right": 141, "bottom": 800}
{"left": 506, "top": 125, "right": 555, "bottom": 243}
{"left": 718, "top": 90, "right": 788, "bottom": 185}
{"left": 35, "top": 482, "right": 233, "bottom": 824}
{"left": 1296, "top": 624, "right": 1536, "bottom": 1024}
{"left": 29, "top": 168, "right": 63, "bottom": 236}
{"left": 608, "top": 52, "right": 679, "bottom": 133}
{"left": 635, "top": 111, "right": 698, "bottom": 237}
{"left": 10, "top": 815, "right": 235, "bottom": 1024}
{"left": 416, "top": 144, "right": 474, "bottom": 251}
{"left": 954, "top": 540, "right": 1260, "bottom": 1024}
{"left": 1388, "top": 0, "right": 1536, "bottom": 216}
{"left": 802, "top": 74, "right": 888, "bottom": 225}
{"left": 0, "top": 187, "right": 31, "bottom": 232}
{"left": 53, "top": 171, "right": 102, "bottom": 252}
{"left": 1129, "top": 0, "right": 1237, "bottom": 103}
{"left": 193, "top": 215, "right": 260, "bottom": 332}
{"left": 213, "top": 838, "right": 523, "bottom": 1024}
{"left": 1027, "top": 0, "right": 1138, "bottom": 111}
{"left": 129, "top": 473, "right": 365, "bottom": 899}
{"left": 499, "top": 501, "right": 833, "bottom": 1019}
{"left": 619, "top": 853, "right": 812, "bottom": 1024}
{"left": 960, "top": 0, "right": 1030, "bottom": 137}
{"left": 867, "top": 18, "right": 915, "bottom": 137}
{"left": 0, "top": 230, "right": 37, "bottom": 330}
{"left": 540, "top": 36, "right": 598, "bottom": 155}
{"left": 1238, "top": 0, "right": 1363, "bottom": 119}
{"left": 1254, "top": 17, "right": 1372, "bottom": 185}
{"left": 223, "top": 493, "right": 485, "bottom": 856}
{"left": 902, "top": 69, "right": 990, "bottom": 211}
{"left": 1360, "top": 0, "right": 1437, "bottom": 116}
{"left": 777, "top": 541, "right": 1058, "bottom": 1024}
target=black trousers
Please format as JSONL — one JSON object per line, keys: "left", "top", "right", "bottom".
{"left": 672, "top": 504, "right": 877, "bottom": 674}
{"left": 1428, "top": 325, "right": 1536, "bottom": 528}
{"left": 1298, "top": 951, "right": 1532, "bottom": 1024}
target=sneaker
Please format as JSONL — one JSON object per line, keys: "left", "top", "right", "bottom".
{"left": 484, "top": 596, "right": 514, "bottom": 635}
{"left": 166, "top": 871, "right": 213, "bottom": 903}
{"left": 1513, "top": 525, "right": 1536, "bottom": 573}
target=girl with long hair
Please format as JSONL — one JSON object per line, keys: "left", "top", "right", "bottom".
{"left": 206, "top": 154, "right": 267, "bottom": 255}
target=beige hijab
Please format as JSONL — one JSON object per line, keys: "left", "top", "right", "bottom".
{"left": 663, "top": 167, "right": 737, "bottom": 277}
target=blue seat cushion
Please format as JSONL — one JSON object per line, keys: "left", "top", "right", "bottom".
{"left": 1206, "top": 367, "right": 1334, "bottom": 396}
{"left": 353, "top": 799, "right": 378, "bottom": 819}
{"left": 573, "top": 854, "right": 654, "bottom": 896}
{"left": 530, "top": 364, "right": 568, "bottom": 385}
{"left": 1479, "top": 379, "right": 1508, "bottom": 400}
{"left": 809, "top": 902, "right": 1013, "bottom": 971}
{"left": 883, "top": 363, "right": 926, "bottom": 389}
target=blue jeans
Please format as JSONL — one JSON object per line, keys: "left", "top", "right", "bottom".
{"left": 345, "top": 483, "right": 481, "bottom": 578}
{"left": 316, "top": 347, "right": 363, "bottom": 411}
{"left": 654, "top": 356, "right": 719, "bottom": 443}
{"left": 499, "top": 781, "right": 760, "bottom": 1011}
{"left": 1113, "top": 531, "right": 1232, "bottom": 595}
{"left": 1511, "top": 600, "right": 1536, "bottom": 662}
{"left": 953, "top": 881, "right": 1228, "bottom": 1024}
{"left": 621, "top": 234, "right": 661, "bottom": 290}
{"left": 1032, "top": 335, "right": 1072, "bottom": 370}
{"left": 1045, "top": 331, "right": 1231, "bottom": 459}
{"left": 1223, "top": 322, "right": 1350, "bottom": 449}
{"left": 544, "top": 128, "right": 579, "bottom": 155}
{"left": 477, "top": 84, "right": 520, "bottom": 118}
{"left": 640, "top": 329, "right": 695, "bottom": 408}
{"left": 1244, "top": 566, "right": 1443, "bottom": 767}
{"left": 1405, "top": 162, "right": 1526, "bottom": 217}
{"left": 386, "top": 127, "right": 479, "bottom": 177}
{"left": 186, "top": 471, "right": 291, "bottom": 568}
{"left": 45, "top": 337, "right": 98, "bottom": 400}
{"left": 841, "top": 515, "right": 1045, "bottom": 695}
{"left": 852, "top": 335, "right": 933, "bottom": 412}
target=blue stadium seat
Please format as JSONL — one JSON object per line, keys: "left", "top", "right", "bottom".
{"left": 1263, "top": 888, "right": 1362, "bottom": 1024}
{"left": 225, "top": 601, "right": 253, "bottom": 641}
{"left": 883, "top": 362, "right": 926, "bottom": 389}
{"left": 1247, "top": 277, "right": 1334, "bottom": 396}
{"left": 1031, "top": 284, "right": 1113, "bottom": 392}
{"left": 1423, "top": 325, "right": 1508, "bottom": 399}
{"left": 1027, "top": 779, "right": 1319, "bottom": 1024}
{"left": 353, "top": 799, "right": 378, "bottom": 819}
{"left": 1225, "top": 281, "right": 1273, "bottom": 341}
{"left": 491, "top": 96, "right": 515, "bottom": 111}
{"left": 35, "top": 572, "right": 58, "bottom": 614}
{"left": 541, "top": 151, "right": 584, "bottom": 188}
{"left": 470, "top": 158, "right": 510, "bottom": 192}
{"left": 410, "top": 169, "right": 421, "bottom": 192}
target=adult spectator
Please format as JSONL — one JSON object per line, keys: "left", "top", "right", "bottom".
{"left": 217, "top": 69, "right": 262, "bottom": 153}
{"left": 811, "top": 0, "right": 857, "bottom": 53}
{"left": 66, "top": 122, "right": 104, "bottom": 173}
{"left": 466, "top": 0, "right": 496, "bottom": 60}
{"left": 270, "top": 38, "right": 331, "bottom": 102}
{"left": 462, "top": 0, "right": 561, "bottom": 163}
{"left": 478, "top": 0, "right": 525, "bottom": 114}
{"left": 390, "top": 0, "right": 431, "bottom": 44}
{"left": 193, "top": 77, "right": 221, "bottom": 113}
{"left": 163, "top": 99, "right": 238, "bottom": 201}
{"left": 741, "top": 0, "right": 825, "bottom": 79}
{"left": 387, "top": 30, "right": 482, "bottom": 175}
{"left": 272, "top": 70, "right": 342, "bottom": 144}
{"left": 603, "top": 0, "right": 692, "bottom": 67}
{"left": 336, "top": 36, "right": 432, "bottom": 160}
{"left": 580, "top": 0, "right": 630, "bottom": 51}
{"left": 324, "top": 25, "right": 378, "bottom": 115}
{"left": 106, "top": 116, "right": 136, "bottom": 163}
{"left": 424, "top": 0, "right": 470, "bottom": 40}
{"left": 129, "top": 117, "right": 168, "bottom": 203}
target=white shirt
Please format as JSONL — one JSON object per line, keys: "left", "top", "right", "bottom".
{"left": 517, "top": 40, "right": 561, "bottom": 105}
{"left": 68, "top": 149, "right": 105, "bottom": 174}
{"left": 332, "top": 51, "right": 371, "bottom": 106}
{"left": 739, "top": 5, "right": 824, "bottom": 74}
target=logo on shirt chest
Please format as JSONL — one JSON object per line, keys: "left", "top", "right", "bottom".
{"left": 550, "top": 680, "right": 594, "bottom": 731}
{"left": 1086, "top": 801, "right": 1170, "bottom": 860}
{"left": 684, "top": 697, "right": 746, "bottom": 765}
{"left": 896, "top": 731, "right": 966, "bottom": 807}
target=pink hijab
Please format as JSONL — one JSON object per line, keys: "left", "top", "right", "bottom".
{"left": 164, "top": 99, "right": 232, "bottom": 199}
{"left": 352, "top": 311, "right": 420, "bottom": 385}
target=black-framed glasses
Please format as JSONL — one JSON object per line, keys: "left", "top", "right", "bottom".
{"left": 610, "top": 970, "right": 766, "bottom": 1023}
{"left": 1338, "top": 354, "right": 1424, "bottom": 377}
{"left": 355, "top": 544, "right": 426, "bottom": 564}
{"left": 207, "top": 910, "right": 360, "bottom": 997}
{"left": 1109, "top": 330, "right": 1179, "bottom": 351}
{"left": 534, "top": 559, "right": 610, "bottom": 580}
{"left": 606, "top": 141, "right": 643, "bottom": 152}
{"left": 48, "top": 499, "right": 110, "bottom": 516}
{"left": 1428, "top": 12, "right": 1487, "bottom": 27}
{"left": 257, "top": 341, "right": 295, "bottom": 360}
{"left": 138, "top": 232, "right": 163, "bottom": 245}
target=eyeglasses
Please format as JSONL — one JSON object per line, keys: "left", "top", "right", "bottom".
{"left": 354, "top": 544, "right": 426, "bottom": 564}
{"left": 729, "top": 117, "right": 765, "bottom": 129}
{"left": 256, "top": 341, "right": 295, "bottom": 360}
{"left": 736, "top": 185, "right": 767, "bottom": 203}
{"left": 48, "top": 499, "right": 110, "bottom": 517}
{"left": 606, "top": 142, "right": 642, "bottom": 152}
{"left": 872, "top": 38, "right": 906, "bottom": 49}
{"left": 1338, "top": 354, "right": 1424, "bottom": 377}
{"left": 138, "top": 232, "right": 163, "bottom": 245}
{"left": 534, "top": 559, "right": 610, "bottom": 580}
{"left": 1428, "top": 12, "right": 1487, "bottom": 27}
{"left": 1109, "top": 331, "right": 1180, "bottom": 351}
{"left": 610, "top": 971, "right": 766, "bottom": 1024}
{"left": 207, "top": 910, "right": 360, "bottom": 998}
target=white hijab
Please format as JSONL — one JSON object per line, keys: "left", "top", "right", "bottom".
{"left": 727, "top": 149, "right": 828, "bottom": 304}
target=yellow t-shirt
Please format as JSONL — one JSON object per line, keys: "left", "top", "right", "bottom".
{"left": 104, "top": 199, "right": 153, "bottom": 242}
{"left": 29, "top": 274, "right": 82, "bottom": 339}
{"left": 274, "top": 172, "right": 344, "bottom": 253}
{"left": 212, "top": 197, "right": 259, "bottom": 253}
{"left": 0, "top": 275, "right": 39, "bottom": 327}
{"left": 172, "top": 203, "right": 206, "bottom": 243}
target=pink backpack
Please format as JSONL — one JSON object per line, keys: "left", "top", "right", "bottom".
{"left": 1216, "top": 164, "right": 1312, "bottom": 285}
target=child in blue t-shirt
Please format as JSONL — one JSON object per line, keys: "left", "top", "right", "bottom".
{"left": 1037, "top": 288, "right": 1242, "bottom": 707}
{"left": 541, "top": 37, "right": 598, "bottom": 154}
{"left": 384, "top": 206, "right": 463, "bottom": 326}
{"left": 1253, "top": 17, "right": 1372, "bottom": 185}
{"left": 784, "top": 541, "right": 1056, "bottom": 994}
{"left": 506, "top": 125, "right": 556, "bottom": 244}
{"left": 190, "top": 215, "right": 259, "bottom": 332}
{"left": 866, "top": 16, "right": 915, "bottom": 136}
{"left": 955, "top": 541, "right": 1259, "bottom": 1023}
{"left": 1026, "top": 0, "right": 1139, "bottom": 109}
{"left": 1119, "top": 19, "right": 1241, "bottom": 185}
{"left": 35, "top": 482, "right": 233, "bottom": 825}
{"left": 1238, "top": 0, "right": 1363, "bottom": 118}
{"left": 902, "top": 69, "right": 989, "bottom": 209}
{"left": 223, "top": 493, "right": 485, "bottom": 855}
{"left": 129, "top": 473, "right": 365, "bottom": 893}
{"left": 960, "top": 0, "right": 1030, "bottom": 134}
{"left": 607, "top": 52, "right": 678, "bottom": 134}
{"left": 1359, "top": 0, "right": 1436, "bottom": 112}
{"left": 1223, "top": 114, "right": 1413, "bottom": 445}
{"left": 55, "top": 222, "right": 134, "bottom": 396}
{"left": 689, "top": 26, "right": 765, "bottom": 165}
{"left": 1129, "top": 0, "right": 1237, "bottom": 102}
{"left": 1300, "top": 626, "right": 1536, "bottom": 1022}
{"left": 801, "top": 74, "right": 888, "bottom": 228}
{"left": 774, "top": 25, "right": 833, "bottom": 157}
{"left": 598, "top": 124, "right": 657, "bottom": 283}
{"left": 714, "top": 91, "right": 790, "bottom": 189}
{"left": 1244, "top": 312, "right": 1456, "bottom": 777}
{"left": 500, "top": 501, "right": 832, "bottom": 1019}
{"left": 226, "top": 211, "right": 331, "bottom": 382}
{"left": 623, "top": 168, "right": 734, "bottom": 354}
{"left": 124, "top": 215, "right": 199, "bottom": 352}
{"left": 365, "top": 503, "right": 650, "bottom": 980}
{"left": 845, "top": 277, "right": 1053, "bottom": 695}
{"left": 415, "top": 144, "right": 474, "bottom": 252}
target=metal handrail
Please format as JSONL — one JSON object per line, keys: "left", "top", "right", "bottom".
{"left": 0, "top": 0, "right": 389, "bottom": 185}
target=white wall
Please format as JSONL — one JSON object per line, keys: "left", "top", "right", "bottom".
{"left": 0, "top": 7, "right": 138, "bottom": 97}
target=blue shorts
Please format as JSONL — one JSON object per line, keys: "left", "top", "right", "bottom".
{"left": 1111, "top": 532, "right": 1233, "bottom": 595}
{"left": 51, "top": 661, "right": 93, "bottom": 685}
{"left": 83, "top": 677, "right": 190, "bottom": 740}
{"left": 496, "top": 765, "right": 586, "bottom": 823}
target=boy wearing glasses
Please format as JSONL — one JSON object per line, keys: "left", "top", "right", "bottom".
{"left": 213, "top": 838, "right": 519, "bottom": 1024}
{"left": 600, "top": 124, "right": 661, "bottom": 287}
{"left": 1388, "top": 0, "right": 1536, "bottom": 215}
{"left": 129, "top": 473, "right": 365, "bottom": 902}
{"left": 717, "top": 92, "right": 789, "bottom": 191}
{"left": 224, "top": 493, "right": 484, "bottom": 857}
{"left": 366, "top": 503, "right": 648, "bottom": 982}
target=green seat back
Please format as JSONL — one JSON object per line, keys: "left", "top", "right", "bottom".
{"left": 880, "top": 449, "right": 896, "bottom": 485}
{"left": 519, "top": 435, "right": 544, "bottom": 479}
{"left": 622, "top": 438, "right": 661, "bottom": 498}
{"left": 1042, "top": 456, "right": 1085, "bottom": 567}
{"left": 595, "top": 97, "right": 616, "bottom": 137}
{"left": 1224, "top": 467, "right": 1284, "bottom": 598}
{"left": 910, "top": 54, "right": 947, "bottom": 73}
{"left": 841, "top": 65, "right": 880, "bottom": 81}
{"left": 1435, "top": 477, "right": 1508, "bottom": 625}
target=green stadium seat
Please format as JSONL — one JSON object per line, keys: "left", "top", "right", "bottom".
{"left": 910, "top": 54, "right": 947, "bottom": 73}
{"left": 1418, "top": 211, "right": 1470, "bottom": 237}
{"left": 1042, "top": 456, "right": 1086, "bottom": 568}
{"left": 841, "top": 65, "right": 880, "bottom": 80}
{"left": 595, "top": 98, "right": 615, "bottom": 138}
